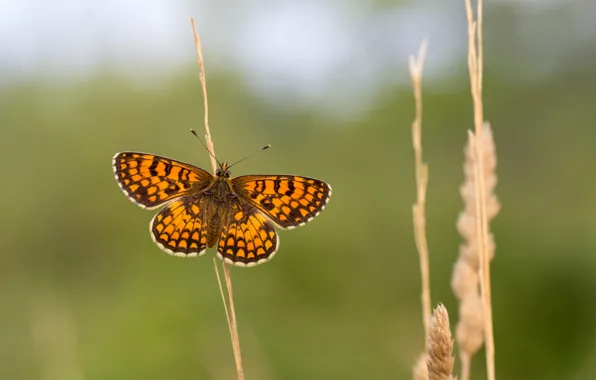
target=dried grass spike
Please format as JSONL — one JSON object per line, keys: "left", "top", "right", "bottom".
{"left": 452, "top": 123, "right": 499, "bottom": 380}
{"left": 427, "top": 304, "right": 455, "bottom": 380}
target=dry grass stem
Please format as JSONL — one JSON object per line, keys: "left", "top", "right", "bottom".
{"left": 191, "top": 18, "right": 244, "bottom": 380}
{"left": 409, "top": 39, "right": 431, "bottom": 348}
{"left": 224, "top": 261, "right": 243, "bottom": 375}
{"left": 427, "top": 304, "right": 455, "bottom": 380}
{"left": 190, "top": 18, "right": 217, "bottom": 171}
{"left": 213, "top": 259, "right": 233, "bottom": 336}
{"left": 462, "top": 0, "right": 497, "bottom": 378}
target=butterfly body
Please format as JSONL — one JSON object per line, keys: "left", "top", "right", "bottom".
{"left": 113, "top": 152, "right": 331, "bottom": 267}
{"left": 194, "top": 164, "right": 237, "bottom": 247}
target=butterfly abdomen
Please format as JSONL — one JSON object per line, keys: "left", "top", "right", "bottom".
{"left": 204, "top": 181, "right": 236, "bottom": 248}
{"left": 206, "top": 208, "right": 224, "bottom": 248}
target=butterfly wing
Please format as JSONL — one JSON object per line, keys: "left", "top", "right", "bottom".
{"left": 232, "top": 175, "right": 331, "bottom": 229}
{"left": 150, "top": 196, "right": 209, "bottom": 256}
{"left": 217, "top": 200, "right": 279, "bottom": 266}
{"left": 113, "top": 152, "right": 213, "bottom": 209}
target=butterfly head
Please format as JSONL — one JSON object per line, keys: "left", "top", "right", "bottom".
{"left": 216, "top": 162, "right": 232, "bottom": 178}
{"left": 189, "top": 130, "right": 270, "bottom": 178}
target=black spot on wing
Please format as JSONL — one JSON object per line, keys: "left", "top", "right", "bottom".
{"left": 163, "top": 162, "right": 172, "bottom": 176}
{"left": 261, "top": 198, "right": 275, "bottom": 210}
{"left": 164, "top": 184, "right": 179, "bottom": 195}
{"left": 285, "top": 181, "right": 295, "bottom": 196}
{"left": 149, "top": 160, "right": 159, "bottom": 176}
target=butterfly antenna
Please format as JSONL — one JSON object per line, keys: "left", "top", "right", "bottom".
{"left": 228, "top": 144, "right": 271, "bottom": 169}
{"left": 190, "top": 129, "right": 223, "bottom": 168}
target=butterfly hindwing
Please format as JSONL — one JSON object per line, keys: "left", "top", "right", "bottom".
{"left": 113, "top": 152, "right": 213, "bottom": 209}
{"left": 232, "top": 175, "right": 332, "bottom": 229}
{"left": 150, "top": 197, "right": 208, "bottom": 256}
{"left": 217, "top": 200, "right": 279, "bottom": 266}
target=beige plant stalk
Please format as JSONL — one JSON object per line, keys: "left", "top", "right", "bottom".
{"left": 455, "top": 0, "right": 499, "bottom": 378}
{"left": 409, "top": 39, "right": 430, "bottom": 346}
{"left": 190, "top": 19, "right": 244, "bottom": 380}
{"left": 408, "top": 40, "right": 433, "bottom": 380}
{"left": 451, "top": 123, "right": 500, "bottom": 380}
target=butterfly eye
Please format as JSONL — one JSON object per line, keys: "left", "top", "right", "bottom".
{"left": 224, "top": 171, "right": 231, "bottom": 178}
{"left": 215, "top": 169, "right": 221, "bottom": 176}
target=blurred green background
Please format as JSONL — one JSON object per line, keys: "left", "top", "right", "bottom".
{"left": 2, "top": 1, "right": 596, "bottom": 379}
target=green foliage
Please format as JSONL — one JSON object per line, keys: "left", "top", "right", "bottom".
{"left": 2, "top": 65, "right": 596, "bottom": 379}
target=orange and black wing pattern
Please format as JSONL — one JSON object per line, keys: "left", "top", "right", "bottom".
{"left": 150, "top": 196, "right": 209, "bottom": 257}
{"left": 232, "top": 175, "right": 331, "bottom": 229}
{"left": 113, "top": 152, "right": 213, "bottom": 209}
{"left": 217, "top": 201, "right": 279, "bottom": 266}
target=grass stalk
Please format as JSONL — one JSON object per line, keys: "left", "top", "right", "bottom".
{"left": 463, "top": 0, "right": 495, "bottom": 378}
{"left": 409, "top": 39, "right": 431, "bottom": 350}
{"left": 191, "top": 18, "right": 245, "bottom": 380}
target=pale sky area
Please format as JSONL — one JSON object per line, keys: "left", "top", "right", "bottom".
{"left": 0, "top": 0, "right": 592, "bottom": 115}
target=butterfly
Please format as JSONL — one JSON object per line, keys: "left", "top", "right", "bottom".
{"left": 112, "top": 151, "right": 331, "bottom": 267}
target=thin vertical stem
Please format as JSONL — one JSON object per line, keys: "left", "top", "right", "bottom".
{"left": 409, "top": 40, "right": 431, "bottom": 348}
{"left": 224, "top": 263, "right": 244, "bottom": 376}
{"left": 191, "top": 18, "right": 244, "bottom": 380}
{"left": 191, "top": 18, "right": 217, "bottom": 171}
{"left": 463, "top": 1, "right": 495, "bottom": 379}
{"left": 460, "top": 352, "right": 471, "bottom": 380}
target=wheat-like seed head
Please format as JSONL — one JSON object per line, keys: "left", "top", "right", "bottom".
{"left": 427, "top": 304, "right": 456, "bottom": 380}
{"left": 451, "top": 123, "right": 499, "bottom": 377}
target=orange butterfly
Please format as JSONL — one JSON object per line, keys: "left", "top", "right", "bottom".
{"left": 113, "top": 151, "right": 331, "bottom": 266}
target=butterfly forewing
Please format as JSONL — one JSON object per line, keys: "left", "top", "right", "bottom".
{"left": 232, "top": 175, "right": 332, "bottom": 229}
{"left": 113, "top": 152, "right": 213, "bottom": 209}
